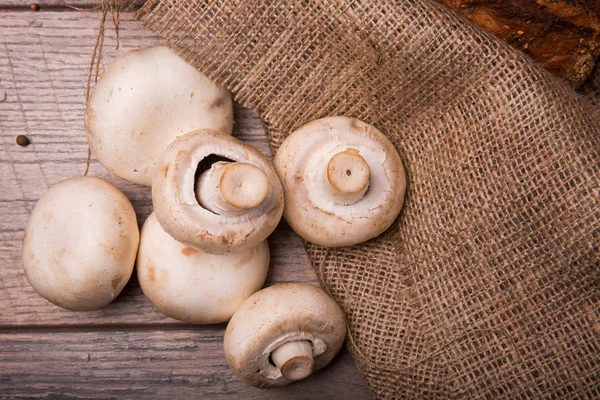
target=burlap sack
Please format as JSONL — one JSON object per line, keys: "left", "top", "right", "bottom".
{"left": 136, "top": 1, "right": 599, "bottom": 398}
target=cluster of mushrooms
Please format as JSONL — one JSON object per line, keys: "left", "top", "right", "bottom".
{"left": 21, "top": 46, "right": 407, "bottom": 388}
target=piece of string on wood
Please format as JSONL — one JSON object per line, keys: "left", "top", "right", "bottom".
{"left": 85, "top": 0, "right": 121, "bottom": 176}
{"left": 59, "top": 1, "right": 101, "bottom": 11}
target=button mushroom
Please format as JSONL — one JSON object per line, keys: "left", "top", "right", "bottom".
{"left": 152, "top": 129, "right": 284, "bottom": 253}
{"left": 22, "top": 176, "right": 139, "bottom": 311}
{"left": 84, "top": 46, "right": 234, "bottom": 186}
{"left": 136, "top": 213, "right": 269, "bottom": 324}
{"left": 224, "top": 283, "right": 347, "bottom": 388}
{"left": 273, "top": 116, "right": 406, "bottom": 247}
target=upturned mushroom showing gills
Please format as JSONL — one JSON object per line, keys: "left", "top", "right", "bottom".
{"left": 136, "top": 213, "right": 269, "bottom": 324}
{"left": 224, "top": 283, "right": 346, "bottom": 388}
{"left": 273, "top": 116, "right": 406, "bottom": 247}
{"left": 22, "top": 176, "right": 139, "bottom": 311}
{"left": 152, "top": 129, "right": 284, "bottom": 254}
{"left": 84, "top": 46, "right": 234, "bottom": 186}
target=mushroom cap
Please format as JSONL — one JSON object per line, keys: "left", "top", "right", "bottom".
{"left": 224, "top": 283, "right": 346, "bottom": 388}
{"left": 136, "top": 213, "right": 269, "bottom": 324}
{"left": 152, "top": 129, "right": 284, "bottom": 254}
{"left": 273, "top": 116, "right": 406, "bottom": 247}
{"left": 84, "top": 46, "right": 234, "bottom": 186}
{"left": 22, "top": 176, "right": 139, "bottom": 311}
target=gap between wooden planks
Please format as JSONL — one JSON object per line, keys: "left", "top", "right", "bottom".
{"left": 0, "top": 8, "right": 371, "bottom": 399}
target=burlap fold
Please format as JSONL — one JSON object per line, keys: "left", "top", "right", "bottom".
{"left": 137, "top": 1, "right": 599, "bottom": 398}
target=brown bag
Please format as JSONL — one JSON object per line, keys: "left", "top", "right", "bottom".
{"left": 137, "top": 1, "right": 600, "bottom": 398}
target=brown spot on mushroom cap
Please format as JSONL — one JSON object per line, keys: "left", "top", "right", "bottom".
{"left": 181, "top": 246, "right": 198, "bottom": 256}
{"left": 98, "top": 242, "right": 116, "bottom": 254}
{"left": 146, "top": 262, "right": 156, "bottom": 283}
{"left": 111, "top": 274, "right": 125, "bottom": 290}
{"left": 348, "top": 117, "right": 365, "bottom": 131}
{"left": 210, "top": 96, "right": 225, "bottom": 108}
{"left": 234, "top": 251, "right": 255, "bottom": 270}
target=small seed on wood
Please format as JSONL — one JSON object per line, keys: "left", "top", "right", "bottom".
{"left": 31, "top": 3, "right": 40, "bottom": 11}
{"left": 16, "top": 135, "right": 30, "bottom": 146}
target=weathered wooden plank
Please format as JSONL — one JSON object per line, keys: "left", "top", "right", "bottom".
{"left": 0, "top": 0, "right": 138, "bottom": 9}
{"left": 0, "top": 10, "right": 316, "bottom": 327}
{"left": 0, "top": 329, "right": 370, "bottom": 399}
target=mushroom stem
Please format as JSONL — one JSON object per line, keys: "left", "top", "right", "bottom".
{"left": 196, "top": 161, "right": 269, "bottom": 216}
{"left": 270, "top": 340, "right": 315, "bottom": 381}
{"left": 326, "top": 148, "right": 370, "bottom": 205}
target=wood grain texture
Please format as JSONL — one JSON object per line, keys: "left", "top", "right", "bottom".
{"left": 0, "top": 9, "right": 370, "bottom": 399}
{"left": 0, "top": 329, "right": 367, "bottom": 399}
{"left": 0, "top": 0, "right": 138, "bottom": 9}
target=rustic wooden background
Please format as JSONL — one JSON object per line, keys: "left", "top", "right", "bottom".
{"left": 0, "top": 2, "right": 370, "bottom": 398}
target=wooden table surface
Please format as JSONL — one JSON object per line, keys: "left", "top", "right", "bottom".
{"left": 0, "top": 3, "right": 370, "bottom": 398}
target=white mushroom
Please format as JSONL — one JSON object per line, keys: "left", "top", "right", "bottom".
{"left": 85, "top": 46, "right": 234, "bottom": 186}
{"left": 224, "top": 283, "right": 346, "bottom": 388}
{"left": 136, "top": 213, "right": 269, "bottom": 324}
{"left": 152, "top": 129, "right": 284, "bottom": 254}
{"left": 22, "top": 176, "right": 139, "bottom": 311}
{"left": 273, "top": 116, "right": 406, "bottom": 247}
